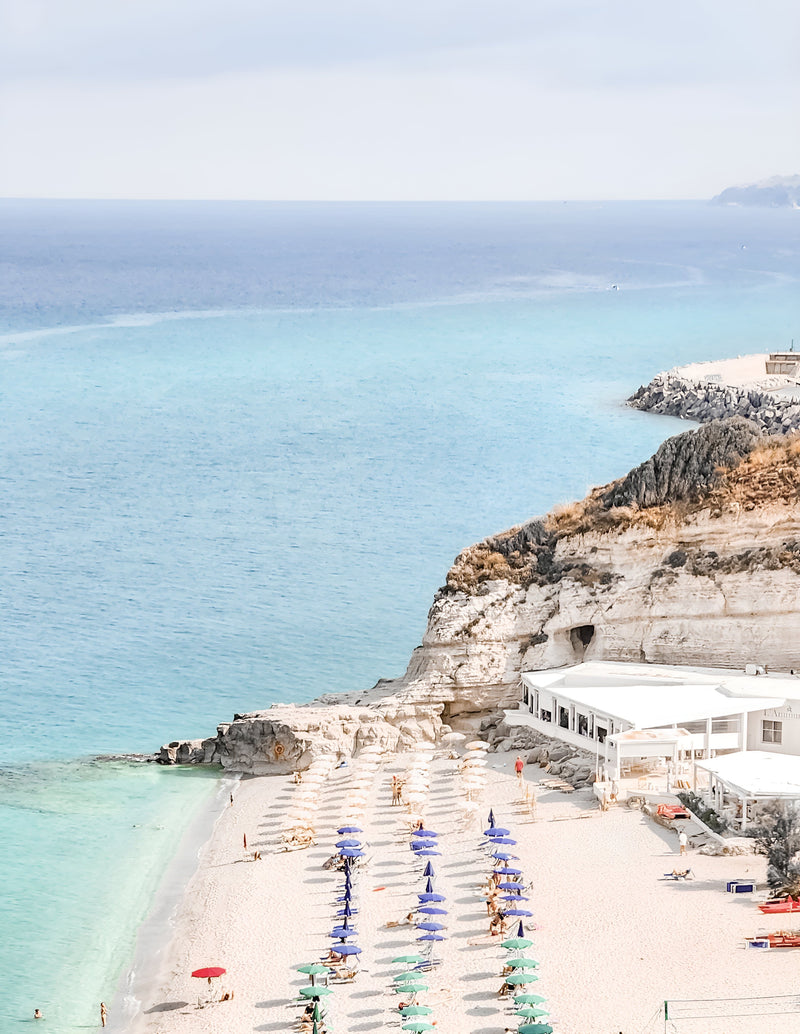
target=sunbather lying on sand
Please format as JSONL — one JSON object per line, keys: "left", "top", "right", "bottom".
{"left": 386, "top": 912, "right": 415, "bottom": 928}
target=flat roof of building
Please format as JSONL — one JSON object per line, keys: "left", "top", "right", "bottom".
{"left": 696, "top": 750, "right": 800, "bottom": 799}
{"left": 521, "top": 662, "right": 790, "bottom": 729}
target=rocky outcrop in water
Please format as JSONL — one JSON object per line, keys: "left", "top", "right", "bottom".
{"left": 160, "top": 420, "right": 800, "bottom": 771}
{"left": 712, "top": 175, "right": 800, "bottom": 208}
{"left": 629, "top": 373, "right": 800, "bottom": 435}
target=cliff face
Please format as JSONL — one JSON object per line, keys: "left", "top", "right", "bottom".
{"left": 379, "top": 421, "right": 800, "bottom": 720}
{"left": 160, "top": 420, "right": 800, "bottom": 770}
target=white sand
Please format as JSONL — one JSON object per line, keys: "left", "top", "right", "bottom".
{"left": 117, "top": 753, "right": 800, "bottom": 1034}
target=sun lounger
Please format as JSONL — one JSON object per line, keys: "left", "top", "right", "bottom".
{"left": 758, "top": 897, "right": 800, "bottom": 914}
{"left": 767, "top": 931, "right": 800, "bottom": 948}
{"left": 661, "top": 869, "right": 694, "bottom": 880}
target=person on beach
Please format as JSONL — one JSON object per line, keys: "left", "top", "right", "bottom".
{"left": 678, "top": 829, "right": 688, "bottom": 856}
{"left": 515, "top": 756, "right": 524, "bottom": 782}
{"left": 100, "top": 1002, "right": 107, "bottom": 1027}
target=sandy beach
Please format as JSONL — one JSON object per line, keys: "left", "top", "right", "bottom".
{"left": 114, "top": 751, "right": 800, "bottom": 1034}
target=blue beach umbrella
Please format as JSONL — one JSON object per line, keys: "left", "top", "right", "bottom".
{"left": 418, "top": 892, "right": 445, "bottom": 902}
{"left": 484, "top": 827, "right": 510, "bottom": 836}
{"left": 491, "top": 850, "right": 518, "bottom": 861}
{"left": 336, "top": 944, "right": 362, "bottom": 956}
{"left": 416, "top": 921, "right": 444, "bottom": 931}
{"left": 417, "top": 906, "right": 447, "bottom": 915}
{"left": 424, "top": 878, "right": 434, "bottom": 893}
{"left": 488, "top": 808, "right": 495, "bottom": 826}
{"left": 503, "top": 908, "right": 533, "bottom": 917}
{"left": 417, "top": 933, "right": 445, "bottom": 942}
{"left": 516, "top": 920, "right": 527, "bottom": 937}
{"left": 412, "top": 829, "right": 439, "bottom": 837}
{"left": 501, "top": 894, "right": 529, "bottom": 902}
{"left": 339, "top": 848, "right": 365, "bottom": 858}
{"left": 336, "top": 839, "right": 361, "bottom": 848}
{"left": 414, "top": 850, "right": 441, "bottom": 857}
{"left": 495, "top": 866, "right": 523, "bottom": 876}
{"left": 330, "top": 927, "right": 358, "bottom": 939}
{"left": 498, "top": 881, "right": 524, "bottom": 891}
{"left": 492, "top": 837, "right": 518, "bottom": 845}
{"left": 337, "top": 826, "right": 362, "bottom": 834}
{"left": 423, "top": 862, "right": 435, "bottom": 877}
{"left": 411, "top": 841, "right": 432, "bottom": 851}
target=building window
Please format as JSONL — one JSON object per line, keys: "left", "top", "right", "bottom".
{"left": 523, "top": 687, "right": 528, "bottom": 705}
{"left": 577, "top": 713, "right": 588, "bottom": 737}
{"left": 762, "top": 719, "right": 783, "bottom": 744}
{"left": 540, "top": 708, "right": 552, "bottom": 723}
{"left": 597, "top": 726, "right": 607, "bottom": 744}
{"left": 559, "top": 706, "right": 570, "bottom": 730}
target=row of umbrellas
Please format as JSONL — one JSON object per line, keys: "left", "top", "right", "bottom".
{"left": 483, "top": 809, "right": 554, "bottom": 1034}
{"left": 280, "top": 754, "right": 337, "bottom": 846}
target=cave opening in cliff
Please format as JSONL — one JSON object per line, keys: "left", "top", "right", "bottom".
{"left": 569, "top": 624, "right": 595, "bottom": 658}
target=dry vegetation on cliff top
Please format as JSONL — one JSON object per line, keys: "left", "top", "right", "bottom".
{"left": 444, "top": 420, "right": 800, "bottom": 594}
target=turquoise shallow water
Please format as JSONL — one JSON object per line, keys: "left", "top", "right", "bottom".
{"left": 0, "top": 201, "right": 798, "bottom": 1031}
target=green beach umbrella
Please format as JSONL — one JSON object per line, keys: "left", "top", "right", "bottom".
{"left": 394, "top": 982, "right": 428, "bottom": 994}
{"left": 393, "top": 954, "right": 426, "bottom": 965}
{"left": 518, "top": 1025, "right": 553, "bottom": 1034}
{"left": 402, "top": 1023, "right": 435, "bottom": 1032}
{"left": 516, "top": 1006, "right": 549, "bottom": 1018}
{"left": 505, "top": 958, "right": 539, "bottom": 969}
{"left": 399, "top": 1005, "right": 434, "bottom": 1017}
{"left": 502, "top": 937, "right": 534, "bottom": 951}
{"left": 504, "top": 972, "right": 538, "bottom": 985}
{"left": 514, "top": 994, "right": 547, "bottom": 1005}
{"left": 299, "top": 986, "right": 334, "bottom": 999}
{"left": 394, "top": 972, "right": 424, "bottom": 983}
{"left": 297, "top": 963, "right": 330, "bottom": 974}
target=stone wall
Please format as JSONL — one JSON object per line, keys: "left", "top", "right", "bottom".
{"left": 629, "top": 373, "right": 800, "bottom": 435}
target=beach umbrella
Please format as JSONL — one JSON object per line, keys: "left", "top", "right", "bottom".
{"left": 402, "top": 1023, "right": 435, "bottom": 1032}
{"left": 495, "top": 866, "right": 522, "bottom": 876}
{"left": 516, "top": 1007, "right": 550, "bottom": 1019}
{"left": 335, "top": 943, "right": 362, "bottom": 956}
{"left": 501, "top": 937, "right": 534, "bottom": 951}
{"left": 498, "top": 882, "right": 524, "bottom": 891}
{"left": 416, "top": 921, "right": 444, "bottom": 931}
{"left": 394, "top": 972, "right": 424, "bottom": 984}
{"left": 423, "top": 862, "right": 435, "bottom": 877}
{"left": 518, "top": 1025, "right": 552, "bottom": 1034}
{"left": 487, "top": 808, "right": 496, "bottom": 826}
{"left": 336, "top": 839, "right": 361, "bottom": 848}
{"left": 424, "top": 878, "right": 434, "bottom": 893}
{"left": 417, "top": 933, "right": 445, "bottom": 942}
{"left": 413, "top": 850, "right": 441, "bottom": 857}
{"left": 505, "top": 958, "right": 539, "bottom": 969}
{"left": 337, "top": 825, "right": 363, "bottom": 834}
{"left": 393, "top": 953, "right": 427, "bottom": 964}
{"left": 399, "top": 1005, "right": 434, "bottom": 1016}
{"left": 492, "top": 837, "right": 518, "bottom": 845}
{"left": 503, "top": 909, "right": 533, "bottom": 917}
{"left": 339, "top": 848, "right": 365, "bottom": 858}
{"left": 418, "top": 892, "right": 445, "bottom": 902}
{"left": 330, "top": 927, "right": 358, "bottom": 939}
{"left": 417, "top": 906, "right": 447, "bottom": 915}
{"left": 504, "top": 973, "right": 537, "bottom": 985}
{"left": 412, "top": 829, "right": 439, "bottom": 837}
{"left": 394, "top": 983, "right": 428, "bottom": 994}
{"left": 191, "top": 966, "right": 226, "bottom": 986}
{"left": 501, "top": 894, "right": 530, "bottom": 902}
{"left": 515, "top": 921, "right": 526, "bottom": 937}
{"left": 297, "top": 963, "right": 329, "bottom": 975}
{"left": 514, "top": 994, "right": 547, "bottom": 1005}
{"left": 491, "top": 849, "right": 517, "bottom": 859}
{"left": 299, "top": 986, "right": 334, "bottom": 999}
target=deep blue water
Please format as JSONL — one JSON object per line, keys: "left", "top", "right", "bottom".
{"left": 0, "top": 200, "right": 798, "bottom": 1031}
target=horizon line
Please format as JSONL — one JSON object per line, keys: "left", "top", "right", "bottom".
{"left": 0, "top": 195, "right": 710, "bottom": 204}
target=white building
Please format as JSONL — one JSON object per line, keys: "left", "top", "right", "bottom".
{"left": 510, "top": 661, "right": 800, "bottom": 774}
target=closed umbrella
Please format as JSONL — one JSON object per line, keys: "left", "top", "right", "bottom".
{"left": 423, "top": 862, "right": 435, "bottom": 877}
{"left": 487, "top": 808, "right": 496, "bottom": 826}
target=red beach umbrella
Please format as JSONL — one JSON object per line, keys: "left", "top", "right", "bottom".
{"left": 192, "top": 966, "right": 226, "bottom": 985}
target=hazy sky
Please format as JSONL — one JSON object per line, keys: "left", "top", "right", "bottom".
{"left": 1, "top": 0, "right": 798, "bottom": 200}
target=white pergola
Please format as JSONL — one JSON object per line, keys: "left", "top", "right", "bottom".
{"left": 696, "top": 750, "right": 800, "bottom": 830}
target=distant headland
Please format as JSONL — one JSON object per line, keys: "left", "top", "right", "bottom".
{"left": 712, "top": 175, "right": 800, "bottom": 208}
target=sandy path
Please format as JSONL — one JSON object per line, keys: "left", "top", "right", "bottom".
{"left": 120, "top": 752, "right": 800, "bottom": 1034}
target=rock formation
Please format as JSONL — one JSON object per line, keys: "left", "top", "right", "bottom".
{"left": 712, "top": 175, "right": 800, "bottom": 208}
{"left": 160, "top": 419, "right": 800, "bottom": 772}
{"left": 629, "top": 371, "right": 800, "bottom": 435}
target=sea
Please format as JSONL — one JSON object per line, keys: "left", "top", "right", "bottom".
{"left": 1, "top": 199, "right": 798, "bottom": 1031}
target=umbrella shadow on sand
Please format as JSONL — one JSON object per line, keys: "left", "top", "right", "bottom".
{"left": 144, "top": 1001, "right": 189, "bottom": 1013}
